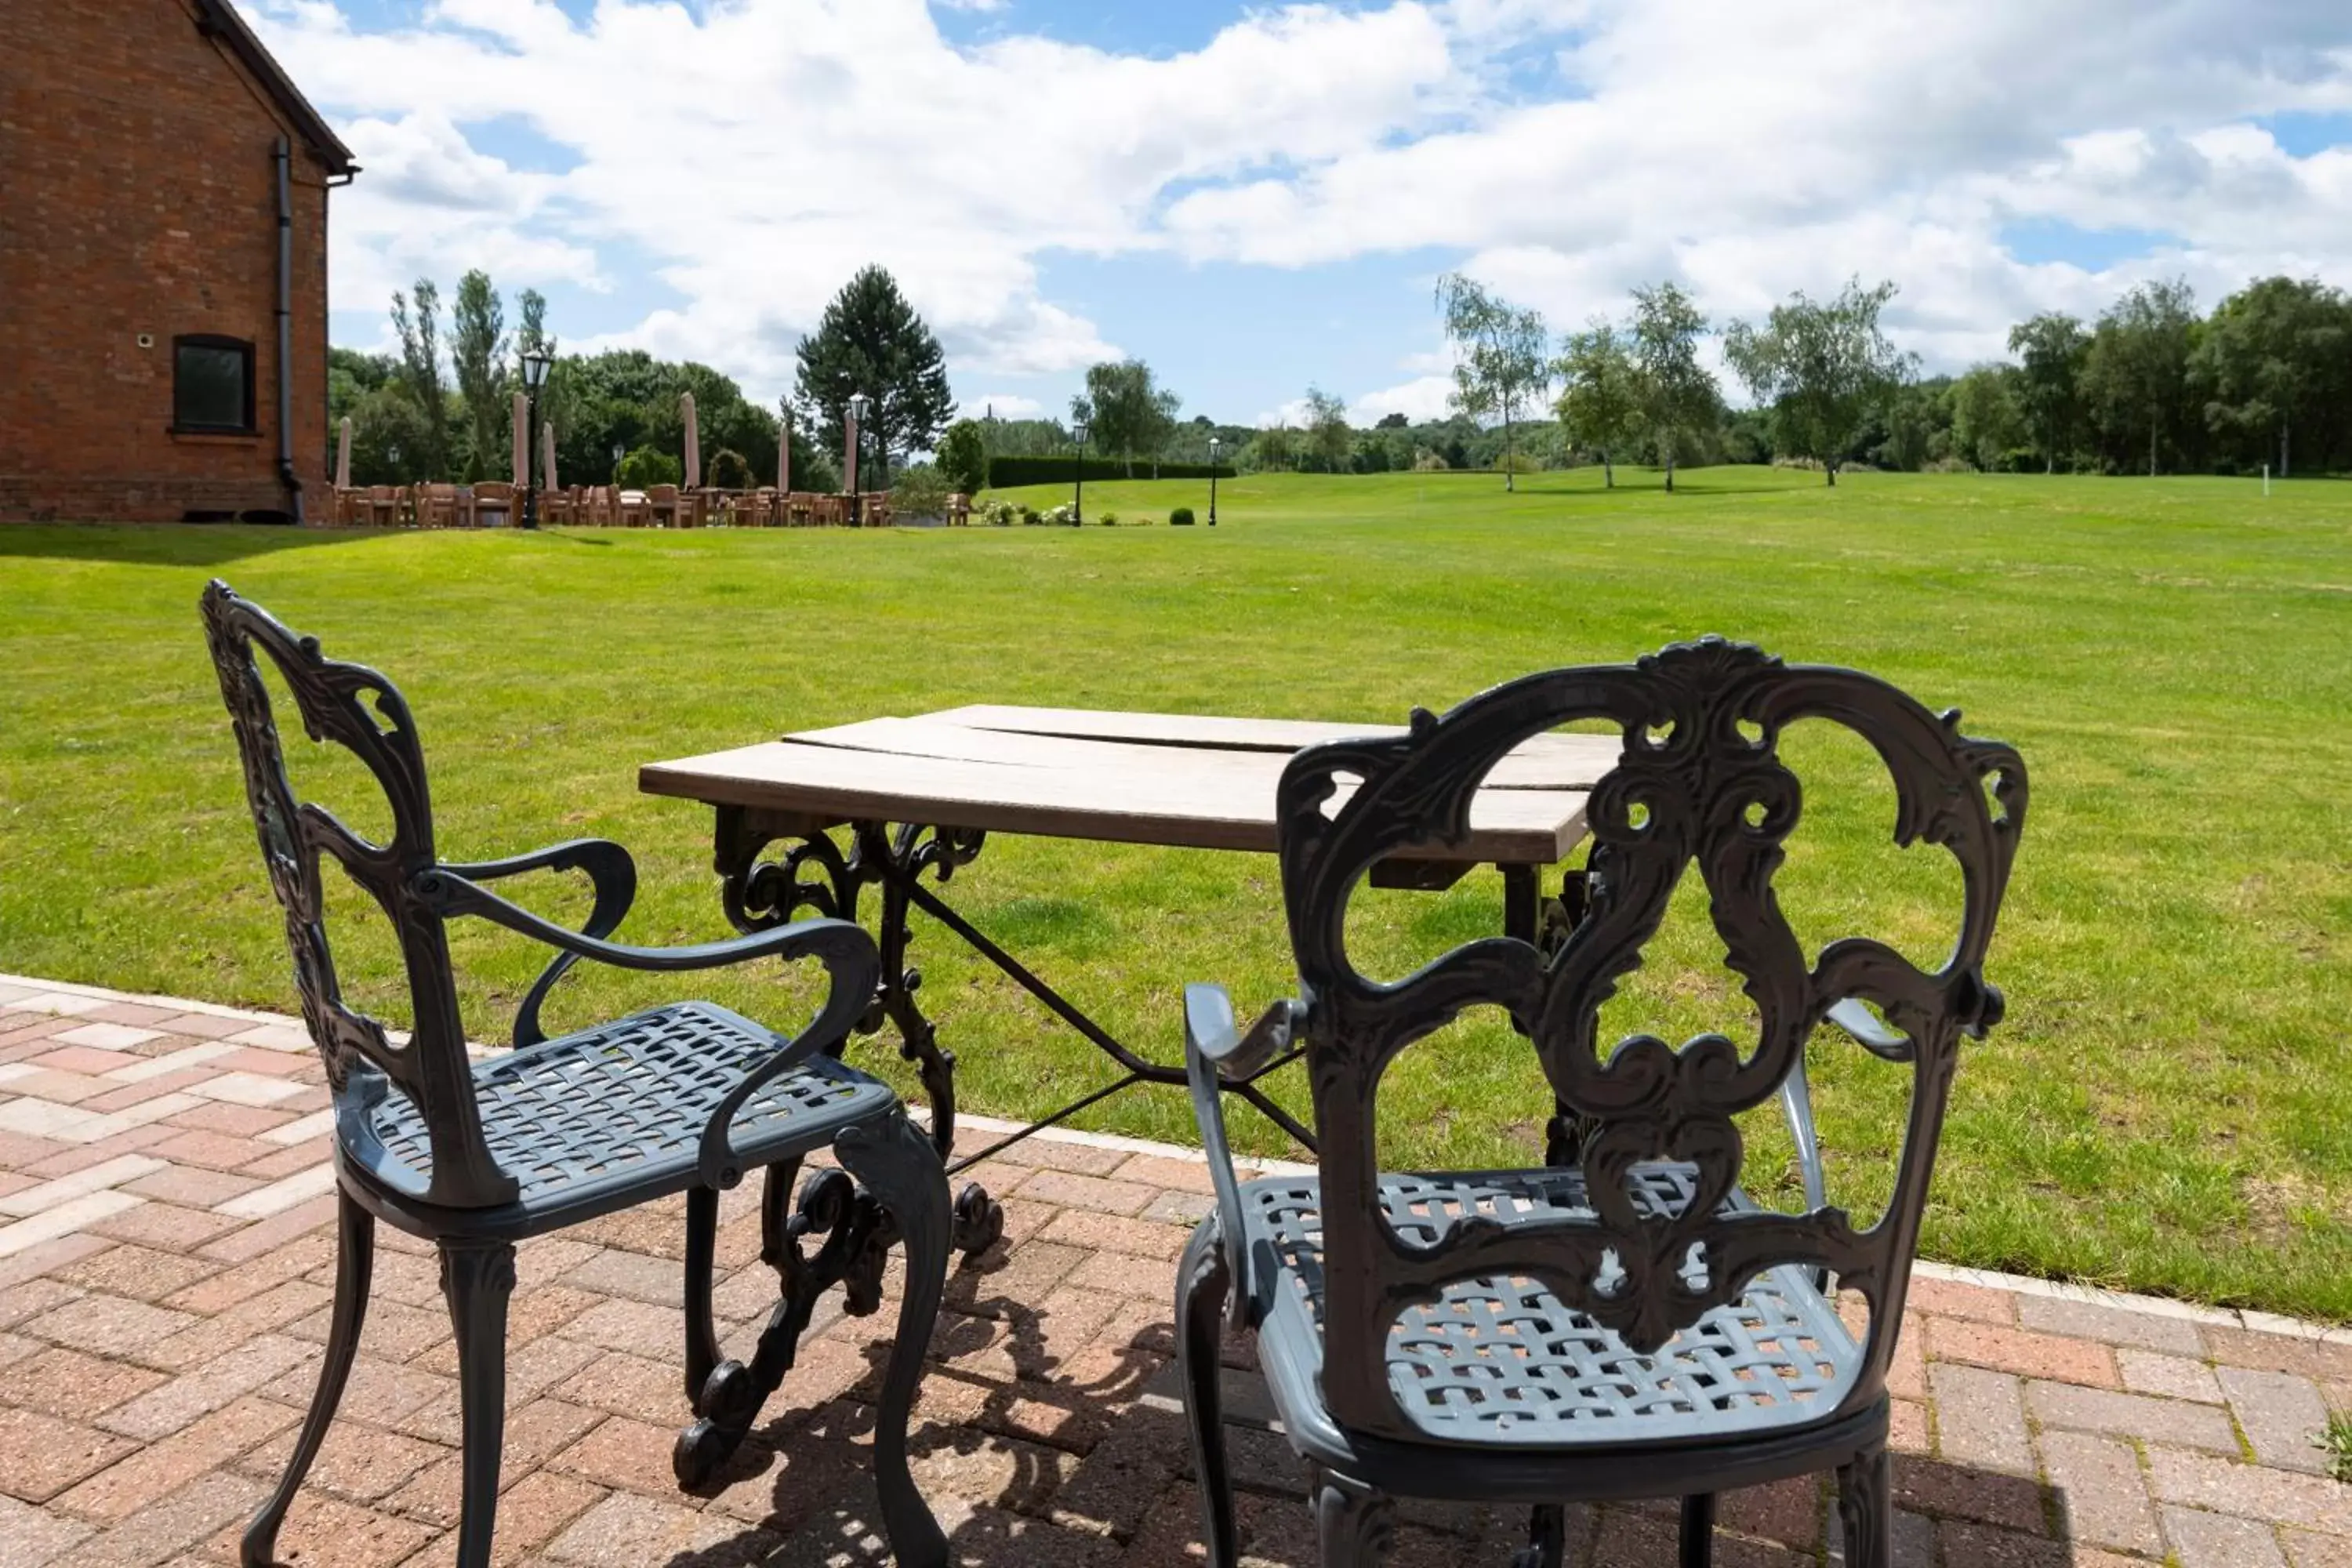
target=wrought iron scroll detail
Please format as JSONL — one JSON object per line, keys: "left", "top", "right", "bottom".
{"left": 1276, "top": 637, "right": 2027, "bottom": 1442}
{"left": 712, "top": 813, "right": 1001, "bottom": 1252}
{"left": 199, "top": 580, "right": 515, "bottom": 1210}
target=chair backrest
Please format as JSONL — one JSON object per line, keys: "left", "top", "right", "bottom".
{"left": 1275, "top": 638, "right": 2025, "bottom": 1442}
{"left": 200, "top": 581, "right": 518, "bottom": 1210}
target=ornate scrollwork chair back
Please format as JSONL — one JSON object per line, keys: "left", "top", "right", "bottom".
{"left": 1177, "top": 637, "right": 2024, "bottom": 1567}
{"left": 1278, "top": 636, "right": 2024, "bottom": 1443}
{"left": 202, "top": 578, "right": 516, "bottom": 1209}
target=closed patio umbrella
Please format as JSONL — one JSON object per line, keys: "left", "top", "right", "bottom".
{"left": 542, "top": 419, "right": 559, "bottom": 490}
{"left": 334, "top": 416, "right": 352, "bottom": 489}
{"left": 681, "top": 391, "right": 701, "bottom": 488}
{"left": 510, "top": 392, "right": 529, "bottom": 488}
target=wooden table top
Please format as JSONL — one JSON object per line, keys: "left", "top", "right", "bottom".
{"left": 640, "top": 704, "right": 1617, "bottom": 862}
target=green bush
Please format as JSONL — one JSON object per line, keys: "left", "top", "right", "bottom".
{"left": 707, "top": 448, "right": 753, "bottom": 489}
{"left": 1169, "top": 506, "right": 1195, "bottom": 525}
{"left": 1098, "top": 510, "right": 1119, "bottom": 526}
{"left": 615, "top": 447, "right": 682, "bottom": 488}
{"left": 986, "top": 456, "right": 1233, "bottom": 487}
{"left": 983, "top": 500, "right": 1016, "bottom": 527}
{"left": 887, "top": 461, "right": 954, "bottom": 520}
{"left": 937, "top": 420, "right": 989, "bottom": 495}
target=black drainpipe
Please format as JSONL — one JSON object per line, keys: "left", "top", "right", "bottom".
{"left": 274, "top": 136, "right": 303, "bottom": 524}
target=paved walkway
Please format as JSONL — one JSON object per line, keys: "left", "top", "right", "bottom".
{"left": 0, "top": 975, "right": 2344, "bottom": 1567}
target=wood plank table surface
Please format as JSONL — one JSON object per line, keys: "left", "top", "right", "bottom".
{"left": 640, "top": 703, "right": 1619, "bottom": 864}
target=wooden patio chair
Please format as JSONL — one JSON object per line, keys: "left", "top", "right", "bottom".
{"left": 645, "top": 483, "right": 684, "bottom": 528}
{"left": 1174, "top": 639, "right": 2027, "bottom": 1568}
{"left": 200, "top": 583, "right": 951, "bottom": 1568}
{"left": 367, "top": 485, "right": 406, "bottom": 528}
{"left": 414, "top": 484, "right": 461, "bottom": 529}
{"left": 471, "top": 481, "right": 515, "bottom": 528}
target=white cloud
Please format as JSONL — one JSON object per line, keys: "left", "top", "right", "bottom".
{"left": 966, "top": 392, "right": 1047, "bottom": 419}
{"left": 249, "top": 0, "right": 2352, "bottom": 410}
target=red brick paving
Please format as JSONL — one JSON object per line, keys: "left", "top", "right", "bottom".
{"left": 0, "top": 976, "right": 2345, "bottom": 1566}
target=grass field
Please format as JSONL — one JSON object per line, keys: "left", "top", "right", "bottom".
{"left": 3, "top": 465, "right": 2347, "bottom": 1319}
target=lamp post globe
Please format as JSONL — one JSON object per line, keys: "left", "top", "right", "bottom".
{"left": 1071, "top": 419, "right": 1089, "bottom": 525}
{"left": 1207, "top": 434, "right": 1221, "bottom": 526}
{"left": 520, "top": 347, "right": 553, "bottom": 529}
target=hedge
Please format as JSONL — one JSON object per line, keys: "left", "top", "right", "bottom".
{"left": 986, "top": 456, "right": 1235, "bottom": 488}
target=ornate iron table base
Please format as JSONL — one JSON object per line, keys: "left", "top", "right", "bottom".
{"left": 712, "top": 806, "right": 1590, "bottom": 1215}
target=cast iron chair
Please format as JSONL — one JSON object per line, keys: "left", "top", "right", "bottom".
{"left": 201, "top": 582, "right": 951, "bottom": 1568}
{"left": 1177, "top": 639, "right": 2026, "bottom": 1566}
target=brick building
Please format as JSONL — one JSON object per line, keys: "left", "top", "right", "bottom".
{"left": 1, "top": 0, "right": 355, "bottom": 523}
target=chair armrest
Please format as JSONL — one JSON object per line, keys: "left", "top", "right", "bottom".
{"left": 1825, "top": 996, "right": 1913, "bottom": 1060}
{"left": 414, "top": 867, "right": 865, "bottom": 975}
{"left": 693, "top": 920, "right": 880, "bottom": 1190}
{"left": 1183, "top": 983, "right": 1301, "bottom": 1328}
{"left": 438, "top": 840, "right": 637, "bottom": 1047}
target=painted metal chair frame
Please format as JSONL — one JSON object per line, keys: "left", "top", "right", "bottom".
{"left": 1176, "top": 639, "right": 2026, "bottom": 1567}
{"left": 200, "top": 582, "right": 950, "bottom": 1568}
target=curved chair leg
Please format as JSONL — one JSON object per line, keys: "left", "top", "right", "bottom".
{"left": 1513, "top": 1504, "right": 1567, "bottom": 1568}
{"left": 1679, "top": 1493, "right": 1716, "bottom": 1567}
{"left": 440, "top": 1237, "right": 517, "bottom": 1568}
{"left": 1177, "top": 1222, "right": 1237, "bottom": 1568}
{"left": 1836, "top": 1443, "right": 1892, "bottom": 1568}
{"left": 242, "top": 1189, "right": 373, "bottom": 1568}
{"left": 835, "top": 1112, "right": 951, "bottom": 1568}
{"left": 1310, "top": 1468, "right": 1395, "bottom": 1567}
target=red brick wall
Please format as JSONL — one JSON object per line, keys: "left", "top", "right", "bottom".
{"left": 0, "top": 0, "right": 336, "bottom": 523}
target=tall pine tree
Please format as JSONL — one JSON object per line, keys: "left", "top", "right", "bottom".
{"left": 793, "top": 266, "right": 954, "bottom": 485}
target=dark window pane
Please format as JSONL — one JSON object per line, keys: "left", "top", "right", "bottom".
{"left": 176, "top": 343, "right": 247, "bottom": 429}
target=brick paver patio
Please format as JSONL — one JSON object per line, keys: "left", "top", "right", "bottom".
{"left": 0, "top": 974, "right": 2344, "bottom": 1567}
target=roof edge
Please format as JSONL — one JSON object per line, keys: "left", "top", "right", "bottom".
{"left": 191, "top": 0, "right": 358, "bottom": 177}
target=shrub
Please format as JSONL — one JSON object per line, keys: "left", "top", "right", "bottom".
{"left": 1018, "top": 505, "right": 1042, "bottom": 525}
{"left": 615, "top": 446, "right": 682, "bottom": 488}
{"left": 1169, "top": 506, "right": 1195, "bottom": 526}
{"left": 937, "top": 420, "right": 989, "bottom": 495}
{"left": 707, "top": 448, "right": 754, "bottom": 489}
{"left": 887, "top": 461, "right": 954, "bottom": 521}
{"left": 1098, "top": 510, "right": 1119, "bottom": 526}
{"left": 986, "top": 456, "right": 1233, "bottom": 487}
{"left": 984, "top": 500, "right": 1015, "bottom": 527}
{"left": 1040, "top": 503, "right": 1073, "bottom": 526}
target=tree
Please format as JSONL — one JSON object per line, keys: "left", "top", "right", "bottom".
{"left": 1244, "top": 422, "right": 1294, "bottom": 473}
{"left": 2193, "top": 276, "right": 2350, "bottom": 477}
{"left": 1951, "top": 365, "right": 2026, "bottom": 471}
{"left": 2006, "top": 314, "right": 2089, "bottom": 474}
{"left": 936, "top": 419, "right": 988, "bottom": 493}
{"left": 1628, "top": 281, "right": 1716, "bottom": 493}
{"left": 1552, "top": 319, "right": 1641, "bottom": 488}
{"left": 1072, "top": 360, "right": 1181, "bottom": 476}
{"left": 450, "top": 269, "right": 509, "bottom": 481}
{"left": 2082, "top": 280, "right": 2198, "bottom": 476}
{"left": 793, "top": 265, "right": 954, "bottom": 486}
{"left": 389, "top": 279, "right": 451, "bottom": 479}
{"left": 1435, "top": 272, "right": 1550, "bottom": 491}
{"left": 1303, "top": 387, "right": 1352, "bottom": 473}
{"left": 1722, "top": 278, "right": 1917, "bottom": 486}
{"left": 1375, "top": 412, "right": 1410, "bottom": 429}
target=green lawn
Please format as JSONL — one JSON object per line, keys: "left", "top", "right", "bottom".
{"left": 3, "top": 466, "right": 2347, "bottom": 1319}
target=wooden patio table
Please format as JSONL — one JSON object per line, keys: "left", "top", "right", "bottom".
{"left": 641, "top": 704, "right": 1613, "bottom": 1252}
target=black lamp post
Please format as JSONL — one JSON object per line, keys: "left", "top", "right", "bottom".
{"left": 1207, "top": 434, "right": 1221, "bottom": 526}
{"left": 520, "top": 346, "right": 552, "bottom": 530}
{"left": 1072, "top": 418, "right": 1089, "bottom": 524}
{"left": 848, "top": 390, "right": 869, "bottom": 526}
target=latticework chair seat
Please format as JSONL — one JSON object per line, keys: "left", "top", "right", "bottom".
{"left": 361, "top": 1001, "right": 894, "bottom": 1229}
{"left": 1236, "top": 1168, "right": 1860, "bottom": 1456}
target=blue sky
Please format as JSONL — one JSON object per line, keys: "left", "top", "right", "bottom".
{"left": 254, "top": 0, "right": 2352, "bottom": 425}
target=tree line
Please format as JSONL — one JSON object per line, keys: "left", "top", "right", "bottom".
{"left": 330, "top": 264, "right": 960, "bottom": 492}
